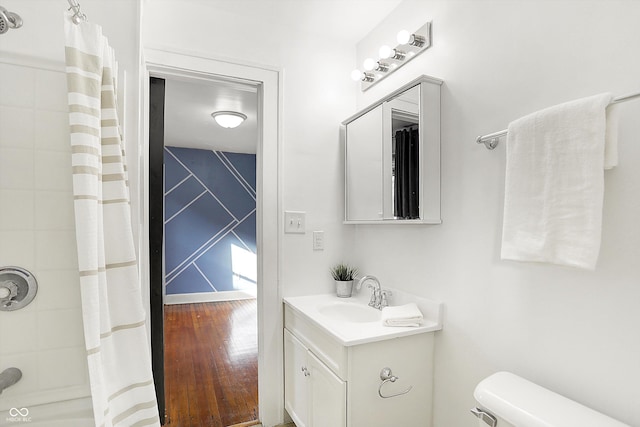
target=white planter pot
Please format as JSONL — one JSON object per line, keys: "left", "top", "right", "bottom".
{"left": 335, "top": 280, "right": 354, "bottom": 298}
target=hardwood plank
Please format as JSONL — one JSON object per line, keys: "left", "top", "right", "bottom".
{"left": 164, "top": 300, "right": 258, "bottom": 426}
{"left": 226, "top": 421, "right": 261, "bottom": 427}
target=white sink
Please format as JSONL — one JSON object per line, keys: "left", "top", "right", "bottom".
{"left": 317, "top": 301, "right": 381, "bottom": 323}
{"left": 283, "top": 291, "right": 443, "bottom": 346}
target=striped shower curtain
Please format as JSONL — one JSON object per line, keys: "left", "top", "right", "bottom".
{"left": 64, "top": 14, "right": 160, "bottom": 427}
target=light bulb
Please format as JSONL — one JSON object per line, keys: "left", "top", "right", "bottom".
{"left": 363, "top": 58, "right": 376, "bottom": 71}
{"left": 351, "top": 69, "right": 363, "bottom": 81}
{"left": 397, "top": 30, "right": 411, "bottom": 45}
{"left": 383, "top": 49, "right": 406, "bottom": 61}
{"left": 379, "top": 45, "right": 392, "bottom": 59}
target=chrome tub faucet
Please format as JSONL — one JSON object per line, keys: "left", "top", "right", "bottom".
{"left": 0, "top": 367, "right": 22, "bottom": 394}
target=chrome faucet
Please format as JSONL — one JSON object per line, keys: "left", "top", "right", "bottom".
{"left": 357, "top": 275, "right": 392, "bottom": 310}
{"left": 0, "top": 367, "right": 22, "bottom": 395}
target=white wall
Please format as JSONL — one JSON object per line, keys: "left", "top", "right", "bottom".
{"left": 352, "top": 1, "right": 640, "bottom": 426}
{"left": 0, "top": 58, "right": 90, "bottom": 411}
{"left": 0, "top": 0, "right": 142, "bottom": 238}
{"left": 0, "top": 0, "right": 141, "bottom": 412}
{"left": 143, "top": 0, "right": 358, "bottom": 297}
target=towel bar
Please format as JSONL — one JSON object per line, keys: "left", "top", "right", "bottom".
{"left": 378, "top": 367, "right": 413, "bottom": 399}
{"left": 475, "top": 90, "right": 640, "bottom": 149}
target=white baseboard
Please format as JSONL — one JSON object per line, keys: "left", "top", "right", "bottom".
{"left": 164, "top": 290, "right": 256, "bottom": 305}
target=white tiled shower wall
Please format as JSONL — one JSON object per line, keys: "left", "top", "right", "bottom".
{"left": 0, "top": 58, "right": 90, "bottom": 410}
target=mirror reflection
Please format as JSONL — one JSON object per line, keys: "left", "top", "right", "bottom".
{"left": 389, "top": 86, "right": 420, "bottom": 219}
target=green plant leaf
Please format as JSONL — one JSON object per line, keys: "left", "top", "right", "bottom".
{"left": 330, "top": 263, "right": 359, "bottom": 281}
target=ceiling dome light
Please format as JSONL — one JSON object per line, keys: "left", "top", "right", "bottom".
{"left": 211, "top": 111, "right": 247, "bottom": 128}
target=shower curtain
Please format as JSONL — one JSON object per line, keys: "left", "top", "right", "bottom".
{"left": 394, "top": 128, "right": 419, "bottom": 219}
{"left": 64, "top": 14, "right": 160, "bottom": 427}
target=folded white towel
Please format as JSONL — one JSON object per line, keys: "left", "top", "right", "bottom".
{"left": 381, "top": 303, "right": 423, "bottom": 327}
{"left": 501, "top": 93, "right": 618, "bottom": 270}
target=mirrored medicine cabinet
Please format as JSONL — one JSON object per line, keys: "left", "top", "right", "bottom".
{"left": 342, "top": 75, "right": 442, "bottom": 224}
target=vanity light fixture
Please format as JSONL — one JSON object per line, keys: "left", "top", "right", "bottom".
{"left": 363, "top": 58, "right": 376, "bottom": 71}
{"left": 350, "top": 70, "right": 375, "bottom": 82}
{"left": 374, "top": 62, "right": 390, "bottom": 72}
{"left": 396, "top": 29, "right": 426, "bottom": 47}
{"left": 364, "top": 57, "right": 390, "bottom": 73}
{"left": 351, "top": 21, "right": 432, "bottom": 91}
{"left": 379, "top": 45, "right": 406, "bottom": 61}
{"left": 211, "top": 111, "right": 247, "bottom": 128}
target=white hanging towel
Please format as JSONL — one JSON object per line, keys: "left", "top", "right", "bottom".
{"left": 501, "top": 93, "right": 619, "bottom": 270}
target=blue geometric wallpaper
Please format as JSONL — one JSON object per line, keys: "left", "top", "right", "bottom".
{"left": 164, "top": 146, "right": 257, "bottom": 296}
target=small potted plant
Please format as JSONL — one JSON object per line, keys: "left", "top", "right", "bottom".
{"left": 330, "top": 263, "right": 359, "bottom": 298}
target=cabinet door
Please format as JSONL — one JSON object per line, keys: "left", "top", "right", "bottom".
{"left": 307, "top": 351, "right": 346, "bottom": 427}
{"left": 284, "top": 329, "right": 309, "bottom": 427}
{"left": 345, "top": 104, "right": 384, "bottom": 221}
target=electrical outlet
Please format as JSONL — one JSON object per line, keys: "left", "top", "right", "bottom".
{"left": 313, "top": 231, "right": 324, "bottom": 250}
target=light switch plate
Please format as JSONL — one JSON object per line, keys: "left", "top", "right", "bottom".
{"left": 284, "top": 211, "right": 306, "bottom": 234}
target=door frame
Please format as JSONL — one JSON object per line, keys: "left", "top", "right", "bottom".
{"left": 141, "top": 47, "right": 283, "bottom": 426}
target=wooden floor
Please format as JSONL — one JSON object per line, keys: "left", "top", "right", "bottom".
{"left": 164, "top": 300, "right": 258, "bottom": 427}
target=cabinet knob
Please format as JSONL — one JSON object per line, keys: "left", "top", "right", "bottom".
{"left": 301, "top": 366, "right": 310, "bottom": 377}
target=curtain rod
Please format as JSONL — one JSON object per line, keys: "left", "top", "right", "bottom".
{"left": 476, "top": 91, "right": 640, "bottom": 150}
{"left": 68, "top": 0, "right": 87, "bottom": 25}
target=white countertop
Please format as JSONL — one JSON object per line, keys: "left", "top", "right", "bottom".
{"left": 283, "top": 290, "right": 443, "bottom": 346}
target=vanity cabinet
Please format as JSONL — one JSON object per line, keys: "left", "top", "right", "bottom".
{"left": 284, "top": 330, "right": 346, "bottom": 427}
{"left": 284, "top": 304, "right": 435, "bottom": 427}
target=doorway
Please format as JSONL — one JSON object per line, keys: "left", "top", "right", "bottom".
{"left": 153, "top": 73, "right": 260, "bottom": 426}
{"left": 145, "top": 49, "right": 283, "bottom": 426}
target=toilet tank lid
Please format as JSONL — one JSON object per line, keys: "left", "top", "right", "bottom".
{"left": 473, "top": 372, "right": 629, "bottom": 427}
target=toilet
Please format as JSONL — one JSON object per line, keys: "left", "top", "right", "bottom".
{"left": 472, "top": 371, "right": 630, "bottom": 427}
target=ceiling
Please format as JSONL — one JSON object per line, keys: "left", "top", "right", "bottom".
{"left": 164, "top": 77, "right": 258, "bottom": 153}
{"left": 179, "top": 0, "right": 404, "bottom": 44}
{"left": 161, "top": 0, "right": 403, "bottom": 154}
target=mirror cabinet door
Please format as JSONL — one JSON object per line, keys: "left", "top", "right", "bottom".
{"left": 345, "top": 104, "right": 383, "bottom": 220}
{"left": 343, "top": 75, "right": 441, "bottom": 224}
{"left": 384, "top": 85, "right": 420, "bottom": 220}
